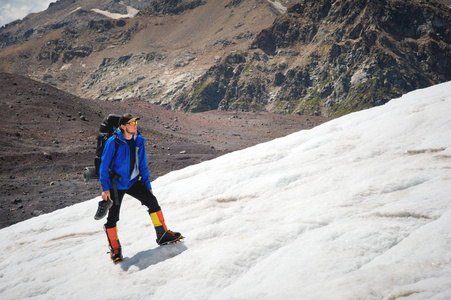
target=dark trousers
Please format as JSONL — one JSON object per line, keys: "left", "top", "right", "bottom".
{"left": 105, "top": 180, "right": 161, "bottom": 229}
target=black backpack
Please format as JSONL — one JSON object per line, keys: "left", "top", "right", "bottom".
{"left": 83, "top": 114, "right": 121, "bottom": 182}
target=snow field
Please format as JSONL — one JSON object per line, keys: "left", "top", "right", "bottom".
{"left": 1, "top": 82, "right": 451, "bottom": 299}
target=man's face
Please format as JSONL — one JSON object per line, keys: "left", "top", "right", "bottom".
{"left": 122, "top": 120, "right": 138, "bottom": 135}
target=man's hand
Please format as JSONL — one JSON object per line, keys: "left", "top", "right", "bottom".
{"left": 101, "top": 190, "right": 111, "bottom": 201}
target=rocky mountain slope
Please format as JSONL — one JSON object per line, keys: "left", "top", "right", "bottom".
{"left": 0, "top": 0, "right": 451, "bottom": 116}
{"left": 176, "top": 0, "right": 451, "bottom": 116}
{"left": 0, "top": 0, "right": 148, "bottom": 49}
{"left": 0, "top": 72, "right": 328, "bottom": 228}
{"left": 0, "top": 0, "right": 287, "bottom": 109}
{"left": 1, "top": 0, "right": 448, "bottom": 118}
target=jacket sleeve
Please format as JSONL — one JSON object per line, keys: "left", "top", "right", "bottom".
{"left": 138, "top": 145, "right": 152, "bottom": 190}
{"left": 99, "top": 137, "right": 115, "bottom": 192}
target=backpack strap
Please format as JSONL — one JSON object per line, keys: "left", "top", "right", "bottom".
{"left": 109, "top": 135, "right": 121, "bottom": 206}
{"left": 109, "top": 135, "right": 121, "bottom": 169}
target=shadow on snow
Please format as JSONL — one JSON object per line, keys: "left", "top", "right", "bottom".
{"left": 120, "top": 242, "right": 188, "bottom": 271}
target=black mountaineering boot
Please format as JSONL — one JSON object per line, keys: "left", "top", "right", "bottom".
{"left": 157, "top": 230, "right": 183, "bottom": 246}
{"left": 150, "top": 210, "right": 183, "bottom": 245}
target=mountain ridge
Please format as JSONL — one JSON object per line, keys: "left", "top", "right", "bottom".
{"left": 0, "top": 0, "right": 284, "bottom": 108}
{"left": 0, "top": 0, "right": 450, "bottom": 117}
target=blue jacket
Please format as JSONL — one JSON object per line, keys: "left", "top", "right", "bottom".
{"left": 100, "top": 129, "right": 152, "bottom": 192}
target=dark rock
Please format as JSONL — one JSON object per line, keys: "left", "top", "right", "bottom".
{"left": 178, "top": 0, "right": 451, "bottom": 117}
{"left": 139, "top": 0, "right": 206, "bottom": 16}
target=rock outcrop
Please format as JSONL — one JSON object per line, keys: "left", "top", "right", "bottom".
{"left": 175, "top": 0, "right": 451, "bottom": 116}
{"left": 138, "top": 0, "right": 207, "bottom": 16}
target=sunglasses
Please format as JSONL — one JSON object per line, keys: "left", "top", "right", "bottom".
{"left": 127, "top": 121, "right": 138, "bottom": 126}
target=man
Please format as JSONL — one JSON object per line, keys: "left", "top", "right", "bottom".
{"left": 98, "top": 113, "right": 183, "bottom": 263}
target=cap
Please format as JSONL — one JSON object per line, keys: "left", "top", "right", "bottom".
{"left": 119, "top": 113, "right": 140, "bottom": 126}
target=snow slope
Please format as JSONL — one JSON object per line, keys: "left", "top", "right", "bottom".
{"left": 1, "top": 82, "right": 451, "bottom": 299}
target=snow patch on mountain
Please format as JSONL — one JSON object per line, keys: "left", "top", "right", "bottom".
{"left": 91, "top": 5, "right": 138, "bottom": 20}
